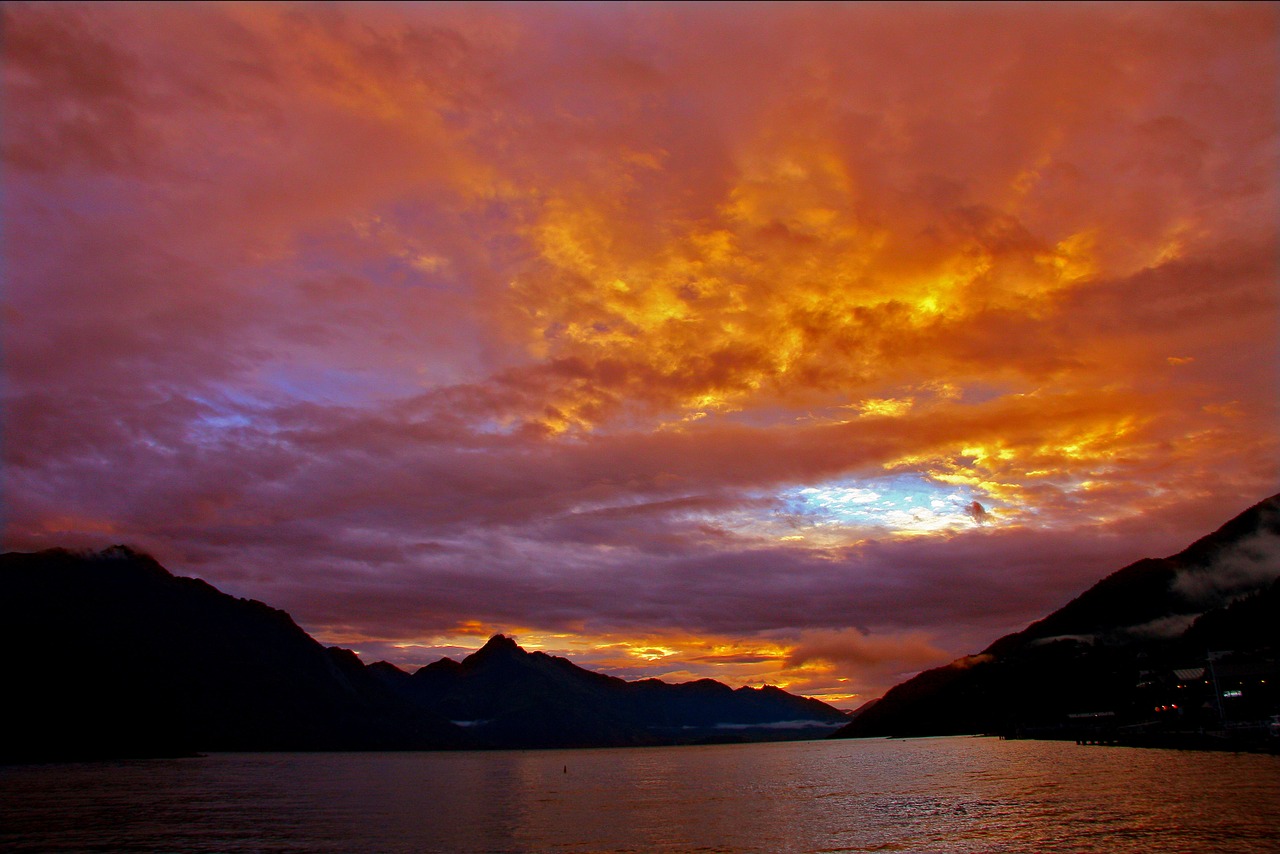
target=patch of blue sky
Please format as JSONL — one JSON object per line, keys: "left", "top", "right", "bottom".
{"left": 778, "top": 473, "right": 987, "bottom": 533}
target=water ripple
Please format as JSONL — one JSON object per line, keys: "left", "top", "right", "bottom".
{"left": 2, "top": 738, "right": 1277, "bottom": 853}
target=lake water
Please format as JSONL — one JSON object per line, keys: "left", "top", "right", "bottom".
{"left": 3, "top": 737, "right": 1278, "bottom": 853}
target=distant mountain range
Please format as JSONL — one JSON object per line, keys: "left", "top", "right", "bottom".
{"left": 0, "top": 547, "right": 846, "bottom": 761}
{"left": 7, "top": 494, "right": 1275, "bottom": 761}
{"left": 369, "top": 633, "right": 846, "bottom": 749}
{"left": 832, "top": 493, "right": 1280, "bottom": 746}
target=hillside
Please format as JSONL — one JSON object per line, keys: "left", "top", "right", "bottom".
{"left": 832, "top": 494, "right": 1280, "bottom": 744}
{"left": 0, "top": 546, "right": 465, "bottom": 761}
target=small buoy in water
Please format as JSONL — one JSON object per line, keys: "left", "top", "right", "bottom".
{"left": 563, "top": 765, "right": 567, "bottom": 774}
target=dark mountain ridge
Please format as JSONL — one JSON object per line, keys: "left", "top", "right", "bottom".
{"left": 0, "top": 546, "right": 465, "bottom": 761}
{"left": 832, "top": 493, "right": 1280, "bottom": 743}
{"left": 371, "top": 633, "right": 847, "bottom": 749}
{"left": 0, "top": 546, "right": 844, "bottom": 761}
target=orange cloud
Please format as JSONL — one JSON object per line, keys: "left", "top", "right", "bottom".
{"left": 3, "top": 2, "right": 1276, "bottom": 703}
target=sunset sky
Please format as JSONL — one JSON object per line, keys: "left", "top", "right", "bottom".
{"left": 3, "top": 2, "right": 1277, "bottom": 706}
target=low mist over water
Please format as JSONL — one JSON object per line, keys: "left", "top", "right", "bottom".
{"left": 4, "top": 738, "right": 1277, "bottom": 853}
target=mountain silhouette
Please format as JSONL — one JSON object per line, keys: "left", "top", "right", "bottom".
{"left": 371, "top": 633, "right": 848, "bottom": 749}
{"left": 0, "top": 546, "right": 466, "bottom": 761}
{"left": 0, "top": 547, "right": 844, "bottom": 760}
{"left": 832, "top": 493, "right": 1280, "bottom": 743}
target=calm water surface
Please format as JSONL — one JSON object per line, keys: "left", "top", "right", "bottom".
{"left": 3, "top": 737, "right": 1277, "bottom": 853}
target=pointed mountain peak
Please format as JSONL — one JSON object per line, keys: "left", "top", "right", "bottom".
{"left": 466, "top": 633, "right": 526, "bottom": 663}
